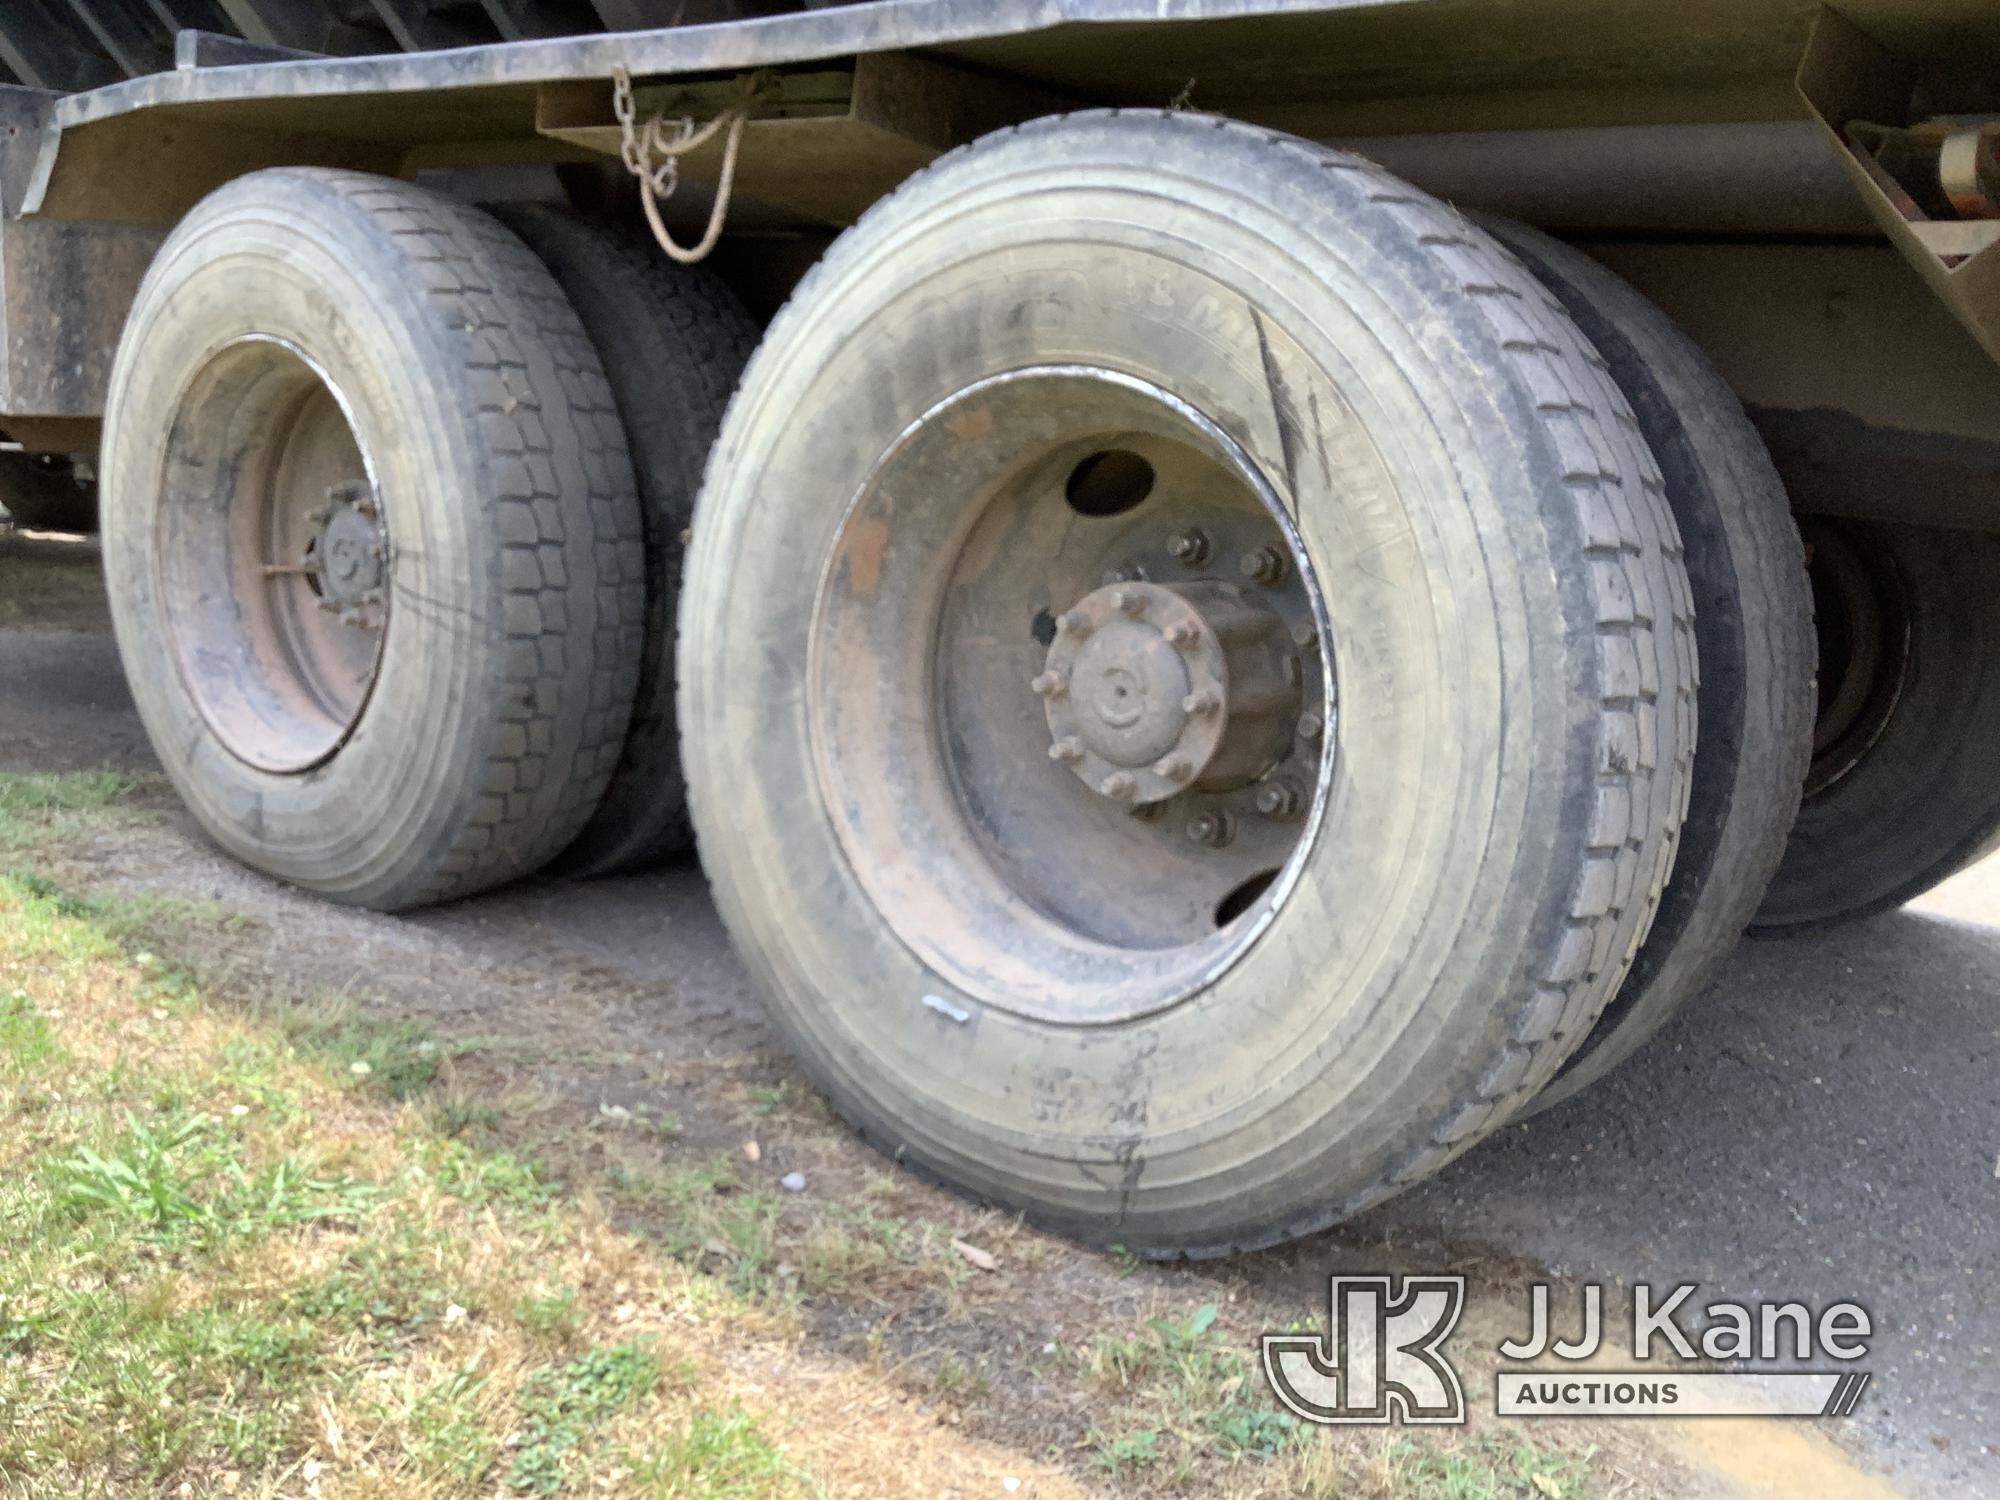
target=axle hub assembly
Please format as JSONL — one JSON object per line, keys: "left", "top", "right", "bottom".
{"left": 1036, "top": 578, "right": 1300, "bottom": 805}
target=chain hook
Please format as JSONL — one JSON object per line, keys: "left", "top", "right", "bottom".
{"left": 610, "top": 66, "right": 754, "bottom": 265}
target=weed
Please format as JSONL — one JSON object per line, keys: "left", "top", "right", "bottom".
{"left": 55, "top": 1108, "right": 375, "bottom": 1243}
{"left": 516, "top": 1284, "right": 586, "bottom": 1344}
{"left": 633, "top": 1404, "right": 808, "bottom": 1499}
{"left": 286, "top": 1007, "right": 443, "bottom": 1100}
{"left": 408, "top": 1353, "right": 502, "bottom": 1482}
{"left": 1092, "top": 1427, "right": 1161, "bottom": 1471}
{"left": 0, "top": 986, "right": 59, "bottom": 1075}
{"left": 507, "top": 1341, "right": 661, "bottom": 1493}
{"left": 1381, "top": 1432, "right": 1601, "bottom": 1499}
{"left": 1078, "top": 1302, "right": 1303, "bottom": 1473}
{"left": 427, "top": 1137, "right": 557, "bottom": 1206}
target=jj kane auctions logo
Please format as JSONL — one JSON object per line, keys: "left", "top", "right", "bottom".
{"left": 1262, "top": 1276, "right": 1872, "bottom": 1423}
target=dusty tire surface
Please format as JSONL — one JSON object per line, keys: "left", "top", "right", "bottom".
{"left": 0, "top": 454, "right": 98, "bottom": 534}
{"left": 1755, "top": 519, "right": 2000, "bottom": 930}
{"left": 101, "top": 168, "right": 644, "bottom": 911}
{"left": 1486, "top": 219, "right": 1814, "bottom": 1109}
{"left": 680, "top": 111, "right": 1695, "bottom": 1255}
{"left": 490, "top": 204, "right": 758, "bottom": 876}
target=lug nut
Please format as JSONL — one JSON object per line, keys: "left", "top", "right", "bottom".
{"left": 1185, "top": 811, "right": 1234, "bottom": 848}
{"left": 1031, "top": 669, "right": 1068, "bottom": 699}
{"left": 1297, "top": 711, "right": 1324, "bottom": 743}
{"left": 1101, "top": 772, "right": 1139, "bottom": 801}
{"left": 1182, "top": 688, "right": 1221, "bottom": 716}
{"left": 1058, "top": 609, "right": 1093, "bottom": 638}
{"left": 1101, "top": 561, "right": 1144, "bottom": 586}
{"left": 1240, "top": 545, "right": 1287, "bottom": 586}
{"left": 1111, "top": 588, "right": 1146, "bottom": 617}
{"left": 1167, "top": 529, "right": 1211, "bottom": 566}
{"left": 1163, "top": 621, "right": 1200, "bottom": 649}
{"left": 1155, "top": 756, "right": 1194, "bottom": 783}
{"left": 1049, "top": 737, "right": 1085, "bottom": 764}
{"left": 1254, "top": 778, "right": 1302, "bottom": 820}
{"left": 1292, "top": 621, "right": 1318, "bottom": 652}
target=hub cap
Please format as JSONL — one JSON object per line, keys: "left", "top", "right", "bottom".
{"left": 1038, "top": 579, "right": 1300, "bottom": 804}
{"left": 312, "top": 480, "right": 388, "bottom": 615}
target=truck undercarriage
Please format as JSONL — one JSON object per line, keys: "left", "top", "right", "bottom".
{"left": 2, "top": 0, "right": 1996, "bottom": 1253}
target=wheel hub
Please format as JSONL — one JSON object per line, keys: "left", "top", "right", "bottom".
{"left": 313, "top": 480, "right": 387, "bottom": 610}
{"left": 1037, "top": 578, "right": 1301, "bottom": 805}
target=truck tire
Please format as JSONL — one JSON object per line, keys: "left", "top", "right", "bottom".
{"left": 100, "top": 168, "right": 645, "bottom": 910}
{"left": 1484, "top": 220, "right": 1814, "bottom": 1109}
{"left": 488, "top": 204, "right": 758, "bottom": 876}
{"left": 0, "top": 453, "right": 98, "bottom": 534}
{"left": 1754, "top": 518, "right": 2000, "bottom": 930}
{"left": 679, "top": 112, "right": 1695, "bottom": 1255}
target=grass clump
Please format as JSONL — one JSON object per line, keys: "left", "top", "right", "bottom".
{"left": 507, "top": 1340, "right": 663, "bottom": 1492}
{"left": 0, "top": 770, "right": 145, "bottom": 857}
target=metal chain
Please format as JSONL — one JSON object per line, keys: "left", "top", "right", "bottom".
{"left": 611, "top": 66, "right": 750, "bottom": 265}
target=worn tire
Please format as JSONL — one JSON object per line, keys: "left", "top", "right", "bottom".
{"left": 1484, "top": 220, "right": 1814, "bottom": 1108}
{"left": 1755, "top": 519, "right": 2000, "bottom": 930}
{"left": 487, "top": 204, "right": 758, "bottom": 876}
{"left": 681, "top": 112, "right": 1694, "bottom": 1255}
{"left": 101, "top": 169, "right": 645, "bottom": 910}
{"left": 0, "top": 454, "right": 98, "bottom": 533}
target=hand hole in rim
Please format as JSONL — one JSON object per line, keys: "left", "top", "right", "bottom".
{"left": 1064, "top": 447, "right": 1156, "bottom": 517}
{"left": 1215, "top": 867, "right": 1281, "bottom": 927}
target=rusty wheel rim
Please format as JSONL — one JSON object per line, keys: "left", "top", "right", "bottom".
{"left": 809, "top": 367, "right": 1334, "bottom": 1025}
{"left": 157, "top": 335, "right": 389, "bottom": 775}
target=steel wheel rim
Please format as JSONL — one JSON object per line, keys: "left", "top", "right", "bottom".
{"left": 808, "top": 366, "right": 1335, "bottom": 1025}
{"left": 157, "top": 335, "right": 390, "bottom": 775}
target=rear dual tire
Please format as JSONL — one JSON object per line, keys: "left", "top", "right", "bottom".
{"left": 680, "top": 111, "right": 1696, "bottom": 1255}
{"left": 102, "top": 170, "right": 646, "bottom": 910}
{"left": 1755, "top": 518, "right": 2000, "bottom": 930}
{"left": 491, "top": 204, "right": 757, "bottom": 877}
{"left": 1485, "top": 220, "right": 1815, "bottom": 1107}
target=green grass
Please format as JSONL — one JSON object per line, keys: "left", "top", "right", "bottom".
{"left": 632, "top": 1405, "right": 813, "bottom": 1499}
{"left": 0, "top": 872, "right": 830, "bottom": 1497}
{"left": 52, "top": 1107, "right": 377, "bottom": 1241}
{"left": 507, "top": 1342, "right": 663, "bottom": 1493}
{"left": 1382, "top": 1432, "right": 1600, "bottom": 1499}
{"left": 0, "top": 829, "right": 1620, "bottom": 1500}
{"left": 0, "top": 770, "right": 146, "bottom": 857}
{"left": 1078, "top": 1302, "right": 1303, "bottom": 1472}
